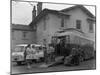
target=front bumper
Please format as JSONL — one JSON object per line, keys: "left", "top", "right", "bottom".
{"left": 12, "top": 56, "right": 24, "bottom": 62}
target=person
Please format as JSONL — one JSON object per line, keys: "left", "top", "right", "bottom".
{"left": 25, "top": 44, "right": 32, "bottom": 69}
{"left": 43, "top": 39, "right": 49, "bottom": 64}
{"left": 71, "top": 48, "right": 80, "bottom": 66}
{"left": 65, "top": 44, "right": 71, "bottom": 56}
{"left": 60, "top": 38, "right": 66, "bottom": 57}
{"left": 55, "top": 41, "right": 61, "bottom": 56}
{"left": 31, "top": 45, "right": 36, "bottom": 54}
{"left": 44, "top": 46, "right": 48, "bottom": 64}
{"left": 48, "top": 44, "right": 55, "bottom": 62}
{"left": 78, "top": 47, "right": 84, "bottom": 62}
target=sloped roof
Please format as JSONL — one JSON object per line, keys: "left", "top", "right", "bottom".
{"left": 11, "top": 24, "right": 35, "bottom": 31}
{"left": 29, "top": 9, "right": 70, "bottom": 26}
{"left": 30, "top": 5, "right": 95, "bottom": 26}
{"left": 61, "top": 5, "right": 95, "bottom": 18}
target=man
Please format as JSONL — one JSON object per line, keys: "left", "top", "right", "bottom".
{"left": 48, "top": 44, "right": 55, "bottom": 62}
{"left": 43, "top": 39, "right": 48, "bottom": 64}
{"left": 25, "top": 44, "right": 32, "bottom": 69}
{"left": 55, "top": 41, "right": 61, "bottom": 56}
{"left": 71, "top": 48, "right": 80, "bottom": 66}
{"left": 44, "top": 46, "right": 48, "bottom": 64}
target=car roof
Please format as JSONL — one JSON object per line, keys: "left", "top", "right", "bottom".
{"left": 16, "top": 44, "right": 45, "bottom": 47}
{"left": 16, "top": 44, "right": 28, "bottom": 47}
{"left": 31, "top": 44, "right": 45, "bottom": 47}
{"left": 31, "top": 44, "right": 41, "bottom": 47}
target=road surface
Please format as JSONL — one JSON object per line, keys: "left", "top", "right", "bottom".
{"left": 11, "top": 59, "right": 96, "bottom": 74}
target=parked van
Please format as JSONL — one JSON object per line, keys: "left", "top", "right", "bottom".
{"left": 12, "top": 44, "right": 28, "bottom": 65}
{"left": 12, "top": 44, "right": 45, "bottom": 65}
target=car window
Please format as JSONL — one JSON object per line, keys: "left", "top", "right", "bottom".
{"left": 15, "top": 46, "right": 25, "bottom": 52}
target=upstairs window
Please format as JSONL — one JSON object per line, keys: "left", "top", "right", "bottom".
{"left": 89, "top": 23, "right": 93, "bottom": 32}
{"left": 89, "top": 21, "right": 94, "bottom": 33}
{"left": 61, "top": 18, "right": 64, "bottom": 27}
{"left": 76, "top": 20, "right": 81, "bottom": 29}
{"left": 22, "top": 31, "right": 28, "bottom": 40}
{"left": 12, "top": 30, "right": 15, "bottom": 40}
{"left": 87, "top": 18, "right": 94, "bottom": 33}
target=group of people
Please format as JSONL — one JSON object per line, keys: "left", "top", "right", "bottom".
{"left": 24, "top": 43, "right": 55, "bottom": 69}
{"left": 24, "top": 37, "right": 83, "bottom": 69}
{"left": 53, "top": 38, "right": 82, "bottom": 66}
{"left": 44, "top": 44, "right": 55, "bottom": 64}
{"left": 43, "top": 38, "right": 71, "bottom": 64}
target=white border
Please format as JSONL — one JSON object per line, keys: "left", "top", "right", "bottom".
{"left": 0, "top": 0, "right": 100, "bottom": 75}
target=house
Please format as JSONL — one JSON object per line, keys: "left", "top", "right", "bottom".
{"left": 11, "top": 24, "right": 36, "bottom": 50}
{"left": 29, "top": 5, "right": 95, "bottom": 45}
{"left": 11, "top": 3, "right": 95, "bottom": 50}
{"left": 11, "top": 2, "right": 41, "bottom": 50}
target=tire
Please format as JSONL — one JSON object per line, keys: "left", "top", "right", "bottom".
{"left": 40, "top": 57, "right": 45, "bottom": 62}
{"left": 17, "top": 61, "right": 22, "bottom": 65}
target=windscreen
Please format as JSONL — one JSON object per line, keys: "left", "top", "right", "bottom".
{"left": 14, "top": 46, "right": 25, "bottom": 52}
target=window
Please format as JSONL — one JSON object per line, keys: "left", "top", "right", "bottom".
{"left": 76, "top": 20, "right": 81, "bottom": 29}
{"left": 12, "top": 30, "right": 15, "bottom": 40}
{"left": 61, "top": 18, "right": 64, "bottom": 27}
{"left": 22, "top": 31, "right": 28, "bottom": 40}
{"left": 89, "top": 22, "right": 94, "bottom": 33}
{"left": 87, "top": 18, "right": 94, "bottom": 33}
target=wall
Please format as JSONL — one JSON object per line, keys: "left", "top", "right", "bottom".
{"left": 11, "top": 30, "right": 36, "bottom": 51}
{"left": 36, "top": 13, "right": 70, "bottom": 44}
{"left": 62, "top": 8, "right": 95, "bottom": 41}
{"left": 36, "top": 8, "right": 95, "bottom": 45}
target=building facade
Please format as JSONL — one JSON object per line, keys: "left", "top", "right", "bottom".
{"left": 11, "top": 24, "right": 36, "bottom": 50}
{"left": 30, "top": 5, "right": 95, "bottom": 45}
{"left": 11, "top": 4, "right": 95, "bottom": 50}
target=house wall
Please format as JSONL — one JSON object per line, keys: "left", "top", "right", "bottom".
{"left": 36, "top": 13, "right": 69, "bottom": 44}
{"left": 11, "top": 30, "right": 36, "bottom": 51}
{"left": 36, "top": 8, "right": 95, "bottom": 45}
{"left": 62, "top": 8, "right": 95, "bottom": 41}
{"left": 36, "top": 15, "right": 49, "bottom": 45}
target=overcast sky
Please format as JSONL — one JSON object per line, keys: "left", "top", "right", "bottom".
{"left": 12, "top": 1, "right": 95, "bottom": 25}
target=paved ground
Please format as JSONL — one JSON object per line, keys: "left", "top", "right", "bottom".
{"left": 11, "top": 59, "right": 96, "bottom": 74}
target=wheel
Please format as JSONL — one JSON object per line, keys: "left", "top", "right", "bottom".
{"left": 17, "top": 61, "right": 22, "bottom": 65}
{"left": 40, "top": 57, "right": 45, "bottom": 62}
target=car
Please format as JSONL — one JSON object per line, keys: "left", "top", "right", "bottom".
{"left": 12, "top": 44, "right": 45, "bottom": 65}
{"left": 12, "top": 44, "right": 28, "bottom": 65}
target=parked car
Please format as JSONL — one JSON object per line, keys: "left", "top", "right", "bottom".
{"left": 12, "top": 44, "right": 28, "bottom": 65}
{"left": 12, "top": 44, "right": 45, "bottom": 65}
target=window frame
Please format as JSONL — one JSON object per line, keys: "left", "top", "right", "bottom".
{"left": 76, "top": 20, "right": 82, "bottom": 30}
{"left": 89, "top": 21, "right": 94, "bottom": 33}
{"left": 61, "top": 17, "right": 64, "bottom": 27}
{"left": 22, "top": 31, "right": 28, "bottom": 40}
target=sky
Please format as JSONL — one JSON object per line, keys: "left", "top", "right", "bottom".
{"left": 12, "top": 1, "right": 95, "bottom": 25}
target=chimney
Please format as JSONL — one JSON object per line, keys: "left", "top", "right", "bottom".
{"left": 32, "top": 6, "right": 36, "bottom": 21}
{"left": 37, "top": 2, "right": 42, "bottom": 15}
